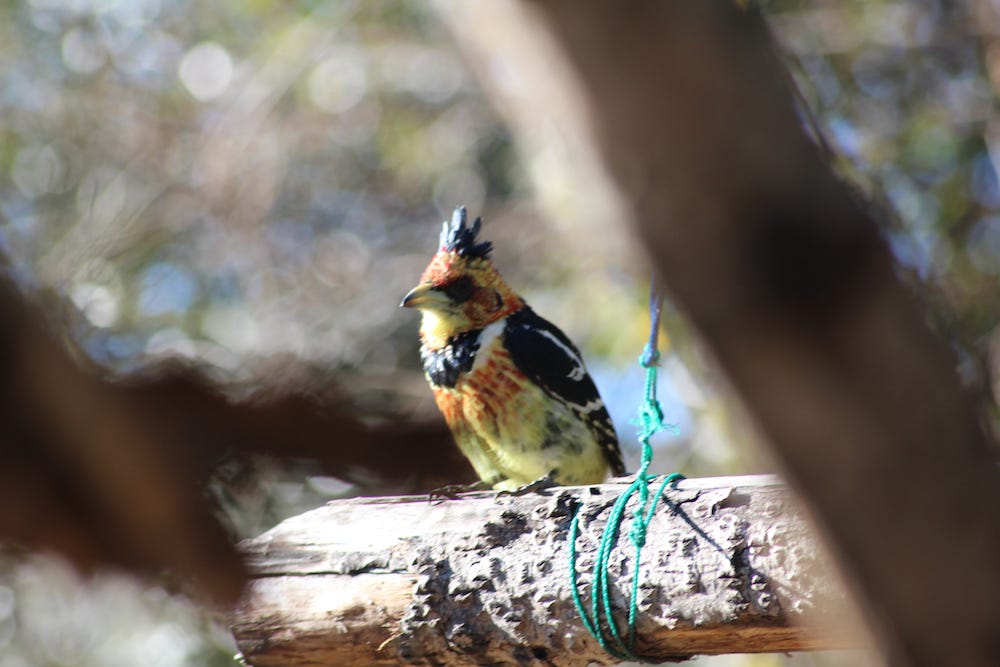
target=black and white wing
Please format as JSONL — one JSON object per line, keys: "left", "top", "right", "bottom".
{"left": 503, "top": 307, "right": 625, "bottom": 476}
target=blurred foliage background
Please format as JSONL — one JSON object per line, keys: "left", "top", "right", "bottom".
{"left": 0, "top": 0, "right": 994, "bottom": 665}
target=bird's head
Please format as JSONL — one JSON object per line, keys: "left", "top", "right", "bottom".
{"left": 402, "top": 207, "right": 524, "bottom": 348}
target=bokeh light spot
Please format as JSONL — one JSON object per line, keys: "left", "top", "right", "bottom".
{"left": 62, "top": 27, "right": 106, "bottom": 75}
{"left": 71, "top": 282, "right": 121, "bottom": 328}
{"left": 308, "top": 51, "right": 368, "bottom": 114}
{"left": 178, "top": 42, "right": 233, "bottom": 101}
{"left": 201, "top": 305, "right": 259, "bottom": 354}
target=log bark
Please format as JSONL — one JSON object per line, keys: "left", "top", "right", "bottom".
{"left": 232, "top": 475, "right": 852, "bottom": 666}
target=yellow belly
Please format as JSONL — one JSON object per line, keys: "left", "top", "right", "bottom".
{"left": 433, "top": 345, "right": 609, "bottom": 490}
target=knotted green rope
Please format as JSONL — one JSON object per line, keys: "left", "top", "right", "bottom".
{"left": 568, "top": 279, "right": 684, "bottom": 661}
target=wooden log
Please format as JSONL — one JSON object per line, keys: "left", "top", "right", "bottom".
{"left": 232, "top": 475, "right": 852, "bottom": 666}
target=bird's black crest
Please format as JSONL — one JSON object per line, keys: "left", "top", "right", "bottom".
{"left": 440, "top": 206, "right": 492, "bottom": 260}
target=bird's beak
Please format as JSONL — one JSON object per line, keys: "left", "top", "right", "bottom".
{"left": 401, "top": 283, "right": 446, "bottom": 309}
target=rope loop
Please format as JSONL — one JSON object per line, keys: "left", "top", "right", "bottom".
{"left": 567, "top": 275, "right": 685, "bottom": 661}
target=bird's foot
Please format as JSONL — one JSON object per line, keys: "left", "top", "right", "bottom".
{"left": 427, "top": 480, "right": 492, "bottom": 502}
{"left": 495, "top": 471, "right": 559, "bottom": 498}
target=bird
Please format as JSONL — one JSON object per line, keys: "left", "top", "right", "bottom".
{"left": 401, "top": 206, "right": 625, "bottom": 492}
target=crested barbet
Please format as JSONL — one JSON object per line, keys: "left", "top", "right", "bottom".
{"left": 401, "top": 207, "right": 625, "bottom": 491}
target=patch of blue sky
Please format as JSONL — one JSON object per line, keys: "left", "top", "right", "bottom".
{"left": 971, "top": 152, "right": 1000, "bottom": 209}
{"left": 137, "top": 261, "right": 199, "bottom": 317}
{"left": 888, "top": 229, "right": 937, "bottom": 279}
{"left": 827, "top": 116, "right": 863, "bottom": 160}
{"left": 82, "top": 331, "right": 145, "bottom": 368}
{"left": 590, "top": 359, "right": 692, "bottom": 454}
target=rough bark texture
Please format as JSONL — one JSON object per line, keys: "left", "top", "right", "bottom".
{"left": 431, "top": 3, "right": 1000, "bottom": 666}
{"left": 232, "top": 475, "right": 850, "bottom": 666}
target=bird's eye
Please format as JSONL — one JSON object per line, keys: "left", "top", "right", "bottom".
{"left": 441, "top": 276, "right": 475, "bottom": 303}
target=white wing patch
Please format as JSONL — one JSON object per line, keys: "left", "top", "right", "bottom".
{"left": 534, "top": 328, "right": 587, "bottom": 381}
{"left": 471, "top": 320, "right": 506, "bottom": 372}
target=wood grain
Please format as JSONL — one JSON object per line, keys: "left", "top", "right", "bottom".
{"left": 232, "top": 475, "right": 853, "bottom": 666}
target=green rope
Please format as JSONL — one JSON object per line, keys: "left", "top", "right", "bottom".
{"left": 568, "top": 281, "right": 684, "bottom": 661}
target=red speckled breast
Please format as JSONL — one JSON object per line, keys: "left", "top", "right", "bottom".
{"left": 433, "top": 344, "right": 530, "bottom": 439}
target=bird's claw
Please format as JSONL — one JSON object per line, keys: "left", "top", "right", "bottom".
{"left": 495, "top": 472, "right": 558, "bottom": 498}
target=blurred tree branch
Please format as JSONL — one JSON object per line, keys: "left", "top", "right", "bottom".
{"left": 435, "top": 1, "right": 1000, "bottom": 665}
{"left": 0, "top": 274, "right": 470, "bottom": 605}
